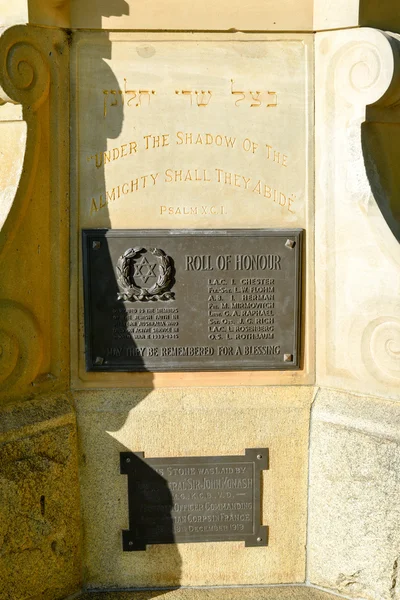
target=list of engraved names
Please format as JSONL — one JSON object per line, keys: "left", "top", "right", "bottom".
{"left": 83, "top": 230, "right": 301, "bottom": 371}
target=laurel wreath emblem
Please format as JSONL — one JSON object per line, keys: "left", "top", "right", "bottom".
{"left": 116, "top": 247, "right": 175, "bottom": 302}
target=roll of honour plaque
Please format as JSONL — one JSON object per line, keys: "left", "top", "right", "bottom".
{"left": 82, "top": 229, "right": 302, "bottom": 371}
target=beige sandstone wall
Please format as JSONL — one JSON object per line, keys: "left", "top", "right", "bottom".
{"left": 76, "top": 387, "right": 314, "bottom": 589}
{"left": 0, "top": 2, "right": 400, "bottom": 600}
{"left": 69, "top": 29, "right": 315, "bottom": 589}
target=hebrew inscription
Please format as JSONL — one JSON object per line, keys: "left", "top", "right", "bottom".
{"left": 120, "top": 448, "right": 268, "bottom": 550}
{"left": 82, "top": 229, "right": 302, "bottom": 371}
{"left": 74, "top": 35, "right": 311, "bottom": 230}
{"left": 102, "top": 78, "right": 278, "bottom": 116}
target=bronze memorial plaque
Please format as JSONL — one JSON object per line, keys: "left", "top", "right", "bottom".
{"left": 82, "top": 229, "right": 302, "bottom": 371}
{"left": 120, "top": 448, "right": 268, "bottom": 550}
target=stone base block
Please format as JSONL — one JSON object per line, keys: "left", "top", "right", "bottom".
{"left": 77, "top": 586, "right": 345, "bottom": 600}
{"left": 308, "top": 388, "right": 400, "bottom": 600}
{"left": 0, "top": 394, "right": 81, "bottom": 600}
{"left": 76, "top": 387, "right": 313, "bottom": 589}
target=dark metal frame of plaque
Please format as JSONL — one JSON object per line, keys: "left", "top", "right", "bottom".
{"left": 82, "top": 229, "right": 302, "bottom": 372}
{"left": 120, "top": 448, "right": 268, "bottom": 551}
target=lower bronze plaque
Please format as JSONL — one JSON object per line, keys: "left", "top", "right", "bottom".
{"left": 82, "top": 229, "right": 302, "bottom": 371}
{"left": 120, "top": 449, "right": 268, "bottom": 550}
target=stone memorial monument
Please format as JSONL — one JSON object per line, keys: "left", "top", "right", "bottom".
{"left": 0, "top": 1, "right": 399, "bottom": 599}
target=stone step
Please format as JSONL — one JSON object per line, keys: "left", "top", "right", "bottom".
{"left": 77, "top": 586, "right": 345, "bottom": 600}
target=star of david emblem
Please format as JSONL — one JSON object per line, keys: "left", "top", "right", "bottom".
{"left": 133, "top": 255, "right": 157, "bottom": 284}
{"left": 116, "top": 246, "right": 175, "bottom": 302}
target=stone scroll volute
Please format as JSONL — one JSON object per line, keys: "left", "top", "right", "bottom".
{"left": 315, "top": 27, "right": 400, "bottom": 398}
{"left": 0, "top": 25, "right": 70, "bottom": 403}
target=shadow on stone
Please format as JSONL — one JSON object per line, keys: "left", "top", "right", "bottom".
{"left": 362, "top": 121, "right": 400, "bottom": 243}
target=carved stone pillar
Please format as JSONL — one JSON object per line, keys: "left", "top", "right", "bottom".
{"left": 309, "top": 27, "right": 400, "bottom": 600}
{"left": 315, "top": 27, "right": 400, "bottom": 399}
{"left": 0, "top": 25, "right": 70, "bottom": 402}
{"left": 0, "top": 24, "right": 81, "bottom": 600}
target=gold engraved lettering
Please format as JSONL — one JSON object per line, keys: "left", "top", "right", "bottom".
{"left": 249, "top": 91, "right": 262, "bottom": 108}
{"left": 103, "top": 90, "right": 108, "bottom": 117}
{"left": 89, "top": 172, "right": 159, "bottom": 214}
{"left": 267, "top": 91, "right": 278, "bottom": 107}
{"left": 103, "top": 78, "right": 156, "bottom": 117}
{"left": 195, "top": 90, "right": 212, "bottom": 107}
{"left": 288, "top": 194, "right": 296, "bottom": 213}
{"left": 124, "top": 78, "right": 136, "bottom": 106}
{"left": 160, "top": 205, "right": 226, "bottom": 216}
{"left": 242, "top": 138, "right": 258, "bottom": 153}
{"left": 87, "top": 141, "right": 138, "bottom": 169}
{"left": 215, "top": 168, "right": 297, "bottom": 213}
{"left": 164, "top": 168, "right": 211, "bottom": 183}
{"left": 265, "top": 144, "right": 288, "bottom": 167}
{"left": 175, "top": 131, "right": 237, "bottom": 148}
{"left": 144, "top": 133, "right": 170, "bottom": 149}
{"left": 175, "top": 89, "right": 212, "bottom": 107}
{"left": 102, "top": 80, "right": 276, "bottom": 116}
{"left": 231, "top": 79, "right": 278, "bottom": 108}
{"left": 110, "top": 90, "right": 118, "bottom": 108}
{"left": 88, "top": 163, "right": 297, "bottom": 215}
{"left": 231, "top": 80, "right": 245, "bottom": 106}
{"left": 138, "top": 90, "right": 153, "bottom": 106}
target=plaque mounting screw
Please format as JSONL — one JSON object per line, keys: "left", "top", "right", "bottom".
{"left": 284, "top": 354, "right": 293, "bottom": 362}
{"left": 257, "top": 454, "right": 263, "bottom": 460}
{"left": 257, "top": 537, "right": 262, "bottom": 542}
{"left": 129, "top": 541, "right": 133, "bottom": 546}
{"left": 285, "top": 239, "right": 295, "bottom": 249}
{"left": 94, "top": 356, "right": 104, "bottom": 365}
{"left": 92, "top": 241, "right": 101, "bottom": 250}
{"left": 126, "top": 458, "right": 131, "bottom": 463}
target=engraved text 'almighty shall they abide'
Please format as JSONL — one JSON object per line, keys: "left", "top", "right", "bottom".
{"left": 89, "top": 167, "right": 297, "bottom": 216}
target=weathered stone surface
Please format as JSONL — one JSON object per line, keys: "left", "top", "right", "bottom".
{"left": 314, "top": 0, "right": 400, "bottom": 31}
{"left": 43, "top": 0, "right": 400, "bottom": 33}
{"left": 5, "top": 0, "right": 400, "bottom": 32}
{"left": 78, "top": 586, "right": 345, "bottom": 600}
{"left": 315, "top": 27, "right": 400, "bottom": 401}
{"left": 308, "top": 388, "right": 400, "bottom": 600}
{"left": 68, "top": 0, "right": 314, "bottom": 31}
{"left": 0, "top": 395, "right": 81, "bottom": 600}
{"left": 75, "top": 386, "right": 314, "bottom": 589}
